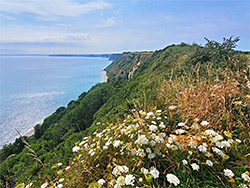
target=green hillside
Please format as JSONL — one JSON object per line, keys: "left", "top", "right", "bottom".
{"left": 0, "top": 37, "right": 249, "bottom": 187}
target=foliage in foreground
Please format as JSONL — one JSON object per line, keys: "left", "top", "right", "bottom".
{"left": 21, "top": 64, "right": 250, "bottom": 187}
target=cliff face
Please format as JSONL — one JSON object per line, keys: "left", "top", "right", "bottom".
{"left": 1, "top": 39, "right": 249, "bottom": 187}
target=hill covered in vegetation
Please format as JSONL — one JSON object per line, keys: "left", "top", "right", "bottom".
{"left": 0, "top": 37, "right": 249, "bottom": 188}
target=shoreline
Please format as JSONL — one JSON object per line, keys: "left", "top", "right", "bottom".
{"left": 103, "top": 70, "right": 108, "bottom": 82}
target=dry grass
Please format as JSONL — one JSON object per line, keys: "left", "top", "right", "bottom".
{"left": 158, "top": 65, "right": 248, "bottom": 132}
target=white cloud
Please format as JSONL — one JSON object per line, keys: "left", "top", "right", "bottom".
{"left": 0, "top": 0, "right": 113, "bottom": 19}
{"left": 94, "top": 17, "right": 116, "bottom": 28}
{"left": 43, "top": 33, "right": 90, "bottom": 42}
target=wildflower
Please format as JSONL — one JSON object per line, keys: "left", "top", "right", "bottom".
{"left": 156, "top": 110, "right": 162, "bottom": 113}
{"left": 103, "top": 145, "right": 108, "bottom": 150}
{"left": 224, "top": 169, "right": 234, "bottom": 177}
{"left": 57, "top": 163, "right": 62, "bottom": 166}
{"left": 147, "top": 112, "right": 154, "bottom": 116}
{"left": 98, "top": 179, "right": 106, "bottom": 185}
{"left": 177, "top": 122, "right": 185, "bottom": 127}
{"left": 212, "top": 147, "right": 224, "bottom": 157}
{"left": 135, "top": 135, "right": 149, "bottom": 146}
{"left": 211, "top": 135, "right": 223, "bottom": 142}
{"left": 200, "top": 121, "right": 209, "bottom": 126}
{"left": 139, "top": 177, "right": 143, "bottom": 182}
{"left": 125, "top": 175, "right": 135, "bottom": 186}
{"left": 155, "top": 136, "right": 164, "bottom": 143}
{"left": 65, "top": 166, "right": 70, "bottom": 170}
{"left": 149, "top": 125, "right": 158, "bottom": 132}
{"left": 234, "top": 138, "right": 242, "bottom": 144}
{"left": 56, "top": 184, "right": 63, "bottom": 188}
{"left": 116, "top": 176, "right": 125, "bottom": 186}
{"left": 41, "top": 182, "right": 48, "bottom": 188}
{"left": 141, "top": 167, "right": 148, "bottom": 174}
{"left": 151, "top": 121, "right": 157, "bottom": 124}
{"left": 241, "top": 172, "right": 250, "bottom": 182}
{"left": 148, "top": 153, "right": 156, "bottom": 160}
{"left": 150, "top": 166, "right": 160, "bottom": 179}
{"left": 191, "top": 163, "right": 199, "bottom": 171}
{"left": 205, "top": 129, "right": 217, "bottom": 137}
{"left": 239, "top": 184, "right": 248, "bottom": 188}
{"left": 166, "top": 174, "right": 180, "bottom": 186}
{"left": 72, "top": 146, "right": 80, "bottom": 152}
{"left": 188, "top": 151, "right": 193, "bottom": 155}
{"left": 113, "top": 140, "right": 121, "bottom": 148}
{"left": 136, "top": 148, "right": 146, "bottom": 157}
{"left": 59, "top": 178, "right": 64, "bottom": 183}
{"left": 175, "top": 129, "right": 185, "bottom": 134}
{"left": 159, "top": 122, "right": 166, "bottom": 128}
{"left": 146, "top": 148, "right": 152, "bottom": 153}
{"left": 182, "top": 159, "right": 188, "bottom": 165}
{"left": 198, "top": 144, "right": 207, "bottom": 152}
{"left": 206, "top": 160, "right": 213, "bottom": 166}
{"left": 121, "top": 165, "right": 129, "bottom": 173}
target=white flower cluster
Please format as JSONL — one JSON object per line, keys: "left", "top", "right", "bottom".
{"left": 59, "top": 110, "right": 248, "bottom": 188}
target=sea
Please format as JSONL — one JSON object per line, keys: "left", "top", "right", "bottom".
{"left": 0, "top": 55, "right": 111, "bottom": 148}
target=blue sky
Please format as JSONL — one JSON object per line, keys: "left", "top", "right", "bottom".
{"left": 0, "top": 0, "right": 249, "bottom": 54}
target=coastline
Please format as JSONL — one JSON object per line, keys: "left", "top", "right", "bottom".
{"left": 103, "top": 70, "right": 108, "bottom": 82}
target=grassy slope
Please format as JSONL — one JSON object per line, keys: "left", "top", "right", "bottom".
{"left": 1, "top": 42, "right": 249, "bottom": 187}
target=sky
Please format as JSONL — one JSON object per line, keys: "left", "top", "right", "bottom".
{"left": 0, "top": 0, "right": 249, "bottom": 54}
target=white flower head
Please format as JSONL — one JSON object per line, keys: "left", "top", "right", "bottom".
{"left": 98, "top": 179, "right": 106, "bottom": 185}
{"left": 72, "top": 146, "right": 80, "bottom": 152}
{"left": 59, "top": 178, "right": 64, "bottom": 183}
{"left": 198, "top": 144, "right": 207, "bottom": 152}
{"left": 166, "top": 174, "right": 180, "bottom": 186}
{"left": 113, "top": 140, "right": 121, "bottom": 148}
{"left": 150, "top": 166, "right": 160, "bottom": 179}
{"left": 191, "top": 163, "right": 200, "bottom": 171}
{"left": 135, "top": 135, "right": 149, "bottom": 146}
{"left": 206, "top": 160, "right": 213, "bottom": 166}
{"left": 148, "top": 153, "right": 156, "bottom": 160}
{"left": 182, "top": 159, "right": 188, "bottom": 165}
{"left": 125, "top": 174, "right": 135, "bottom": 186}
{"left": 141, "top": 167, "right": 149, "bottom": 174}
{"left": 241, "top": 172, "right": 250, "bottom": 182}
{"left": 116, "top": 176, "right": 125, "bottom": 186}
{"left": 56, "top": 184, "right": 63, "bottom": 188}
{"left": 175, "top": 129, "right": 185, "bottom": 134}
{"left": 200, "top": 121, "right": 209, "bottom": 126}
{"left": 224, "top": 169, "right": 234, "bottom": 177}
{"left": 236, "top": 138, "right": 242, "bottom": 143}
{"left": 149, "top": 125, "right": 158, "bottom": 132}
{"left": 177, "top": 122, "right": 185, "bottom": 127}
{"left": 147, "top": 112, "right": 154, "bottom": 116}
{"left": 41, "top": 182, "right": 48, "bottom": 188}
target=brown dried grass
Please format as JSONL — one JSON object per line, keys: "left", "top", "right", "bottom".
{"left": 158, "top": 66, "right": 245, "bottom": 131}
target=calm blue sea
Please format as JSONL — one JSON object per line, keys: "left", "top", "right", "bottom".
{"left": 0, "top": 55, "right": 110, "bottom": 148}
